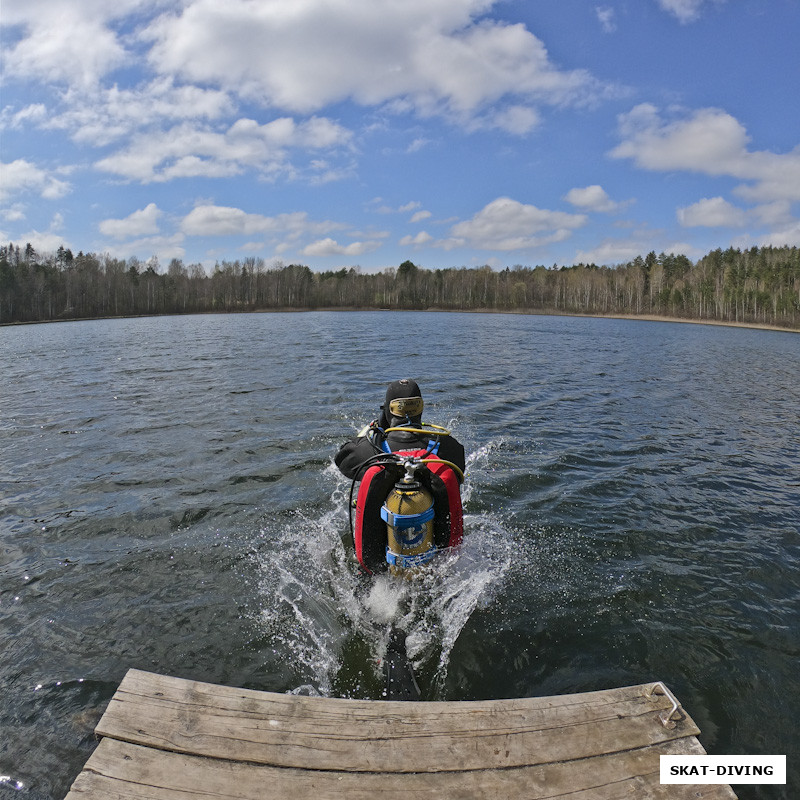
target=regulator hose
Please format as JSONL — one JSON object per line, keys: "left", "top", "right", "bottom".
{"left": 384, "top": 422, "right": 451, "bottom": 436}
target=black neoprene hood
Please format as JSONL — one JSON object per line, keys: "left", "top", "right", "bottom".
{"left": 380, "top": 379, "right": 423, "bottom": 427}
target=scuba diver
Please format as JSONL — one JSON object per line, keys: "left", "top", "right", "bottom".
{"left": 335, "top": 379, "right": 466, "bottom": 576}
{"left": 335, "top": 379, "right": 465, "bottom": 479}
{"left": 335, "top": 379, "right": 466, "bottom": 701}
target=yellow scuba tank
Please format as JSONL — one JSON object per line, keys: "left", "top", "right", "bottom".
{"left": 381, "top": 460, "right": 437, "bottom": 576}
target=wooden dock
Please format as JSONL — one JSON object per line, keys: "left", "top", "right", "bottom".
{"left": 65, "top": 668, "right": 736, "bottom": 799}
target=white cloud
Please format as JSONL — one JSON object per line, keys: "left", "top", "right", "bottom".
{"left": 3, "top": 1, "right": 612, "bottom": 136}
{"left": 760, "top": 221, "right": 800, "bottom": 248}
{"left": 0, "top": 159, "right": 71, "bottom": 202}
{"left": 4, "top": 103, "right": 49, "bottom": 128}
{"left": 1, "top": 205, "right": 27, "bottom": 223}
{"left": 407, "top": 138, "right": 430, "bottom": 153}
{"left": 611, "top": 104, "right": 800, "bottom": 204}
{"left": 95, "top": 116, "right": 353, "bottom": 183}
{"left": 399, "top": 231, "right": 434, "bottom": 247}
{"left": 677, "top": 196, "right": 748, "bottom": 227}
{"left": 3, "top": 20, "right": 124, "bottom": 88}
{"left": 181, "top": 205, "right": 345, "bottom": 240}
{"left": 734, "top": 149, "right": 800, "bottom": 204}
{"left": 372, "top": 200, "right": 423, "bottom": 215}
{"left": 564, "top": 185, "right": 620, "bottom": 213}
{"left": 574, "top": 238, "right": 647, "bottom": 266}
{"left": 410, "top": 210, "right": 432, "bottom": 223}
{"left": 692, "top": 197, "right": 800, "bottom": 250}
{"left": 596, "top": 7, "right": 617, "bottom": 33}
{"left": 486, "top": 105, "right": 540, "bottom": 135}
{"left": 37, "top": 80, "right": 235, "bottom": 147}
{"left": 572, "top": 222, "right": 706, "bottom": 265}
{"left": 657, "top": 0, "right": 703, "bottom": 23}
{"left": 661, "top": 241, "right": 701, "bottom": 259}
{"left": 308, "top": 159, "right": 358, "bottom": 185}
{"left": 0, "top": 0, "right": 148, "bottom": 88}
{"left": 2, "top": 210, "right": 70, "bottom": 254}
{"left": 611, "top": 104, "right": 749, "bottom": 173}
{"left": 8, "top": 229, "right": 68, "bottom": 254}
{"left": 302, "top": 238, "right": 381, "bottom": 257}
{"left": 143, "top": 0, "right": 604, "bottom": 132}
{"left": 656, "top": 0, "right": 725, "bottom": 24}
{"left": 103, "top": 233, "right": 186, "bottom": 263}
{"left": 99, "top": 203, "right": 162, "bottom": 239}
{"left": 752, "top": 201, "right": 793, "bottom": 227}
{"left": 446, "top": 197, "right": 586, "bottom": 251}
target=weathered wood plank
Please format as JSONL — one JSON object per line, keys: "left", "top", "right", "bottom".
{"left": 67, "top": 669, "right": 737, "bottom": 799}
{"left": 65, "top": 736, "right": 737, "bottom": 800}
{"left": 95, "top": 669, "right": 701, "bottom": 773}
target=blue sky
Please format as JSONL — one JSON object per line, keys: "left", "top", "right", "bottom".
{"left": 2, "top": 0, "right": 799, "bottom": 273}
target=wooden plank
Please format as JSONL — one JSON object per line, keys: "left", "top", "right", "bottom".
{"left": 95, "top": 669, "right": 702, "bottom": 773}
{"left": 65, "top": 736, "right": 737, "bottom": 800}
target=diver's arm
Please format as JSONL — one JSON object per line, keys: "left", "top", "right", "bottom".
{"left": 334, "top": 424, "right": 385, "bottom": 479}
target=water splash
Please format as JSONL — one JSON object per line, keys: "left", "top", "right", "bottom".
{"left": 399, "top": 512, "right": 514, "bottom": 692}
{"left": 254, "top": 446, "right": 517, "bottom": 698}
{"left": 459, "top": 436, "right": 502, "bottom": 507}
{"left": 254, "top": 497, "right": 356, "bottom": 696}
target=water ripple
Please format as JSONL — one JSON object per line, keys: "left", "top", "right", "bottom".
{"left": 1, "top": 312, "right": 798, "bottom": 799}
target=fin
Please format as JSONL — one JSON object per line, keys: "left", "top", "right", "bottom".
{"left": 384, "top": 626, "right": 421, "bottom": 701}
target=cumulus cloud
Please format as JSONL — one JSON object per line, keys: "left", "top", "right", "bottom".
{"left": 0, "top": 0, "right": 149, "bottom": 87}
{"left": 574, "top": 227, "right": 701, "bottom": 265}
{"left": 444, "top": 197, "right": 586, "bottom": 251}
{"left": 752, "top": 201, "right": 794, "bottom": 228}
{"left": 486, "top": 105, "right": 540, "bottom": 135}
{"left": 35, "top": 80, "right": 235, "bottom": 147}
{"left": 677, "top": 196, "right": 748, "bottom": 228}
{"left": 410, "top": 210, "right": 432, "bottom": 223}
{"left": 95, "top": 116, "right": 353, "bottom": 183}
{"left": 0, "top": 159, "right": 71, "bottom": 202}
{"left": 1, "top": 210, "right": 70, "bottom": 254}
{"left": 6, "top": 228, "right": 68, "bottom": 255}
{"left": 611, "top": 104, "right": 749, "bottom": 173}
{"left": 574, "top": 238, "right": 649, "bottom": 266}
{"left": 181, "top": 204, "right": 345, "bottom": 240}
{"left": 143, "top": 0, "right": 604, "bottom": 132}
{"left": 302, "top": 238, "right": 381, "bottom": 257}
{"left": 104, "top": 234, "right": 186, "bottom": 263}
{"left": 399, "top": 231, "right": 434, "bottom": 247}
{"left": 99, "top": 203, "right": 162, "bottom": 239}
{"left": 1, "top": 205, "right": 27, "bottom": 224}
{"left": 676, "top": 195, "right": 800, "bottom": 248}
{"left": 760, "top": 221, "right": 800, "bottom": 248}
{"left": 564, "top": 185, "right": 620, "bottom": 213}
{"left": 611, "top": 104, "right": 800, "bottom": 204}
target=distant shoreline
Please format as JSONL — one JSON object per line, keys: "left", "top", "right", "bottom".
{"left": 2, "top": 307, "right": 798, "bottom": 334}
{"left": 539, "top": 311, "right": 800, "bottom": 334}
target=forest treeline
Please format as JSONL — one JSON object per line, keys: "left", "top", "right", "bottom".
{"left": 1, "top": 242, "right": 799, "bottom": 329}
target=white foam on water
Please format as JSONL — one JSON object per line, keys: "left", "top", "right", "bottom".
{"left": 459, "top": 437, "right": 501, "bottom": 506}
{"left": 254, "top": 440, "right": 519, "bottom": 697}
{"left": 363, "top": 574, "right": 407, "bottom": 625}
{"left": 254, "top": 501, "right": 357, "bottom": 696}
{"left": 399, "top": 510, "right": 515, "bottom": 689}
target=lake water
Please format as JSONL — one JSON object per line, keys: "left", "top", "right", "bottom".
{"left": 1, "top": 311, "right": 798, "bottom": 799}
